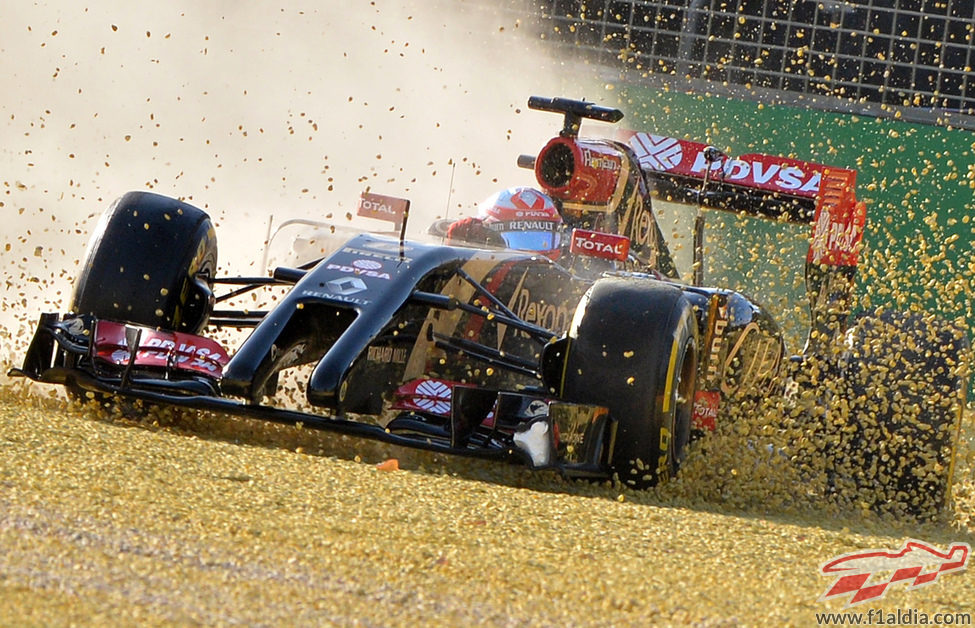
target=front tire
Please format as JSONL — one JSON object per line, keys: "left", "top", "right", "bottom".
{"left": 67, "top": 192, "right": 217, "bottom": 406}
{"left": 71, "top": 191, "right": 217, "bottom": 333}
{"left": 553, "top": 278, "right": 699, "bottom": 488}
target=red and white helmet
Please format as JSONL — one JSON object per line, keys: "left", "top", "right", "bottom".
{"left": 476, "top": 187, "right": 563, "bottom": 256}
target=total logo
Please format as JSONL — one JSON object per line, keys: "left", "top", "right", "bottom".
{"left": 569, "top": 228, "right": 630, "bottom": 262}
{"left": 359, "top": 198, "right": 399, "bottom": 214}
{"left": 573, "top": 236, "right": 625, "bottom": 255}
{"left": 325, "top": 262, "right": 391, "bottom": 280}
{"left": 356, "top": 192, "right": 410, "bottom": 225}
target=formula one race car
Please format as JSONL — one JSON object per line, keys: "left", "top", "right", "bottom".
{"left": 11, "top": 97, "right": 969, "bottom": 516}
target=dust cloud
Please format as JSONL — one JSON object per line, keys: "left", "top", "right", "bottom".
{"left": 0, "top": 1, "right": 601, "bottom": 366}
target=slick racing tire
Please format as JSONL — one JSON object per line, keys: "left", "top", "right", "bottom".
{"left": 838, "top": 309, "right": 969, "bottom": 518}
{"left": 556, "top": 277, "right": 698, "bottom": 488}
{"left": 71, "top": 191, "right": 218, "bottom": 333}
{"left": 67, "top": 192, "right": 217, "bottom": 406}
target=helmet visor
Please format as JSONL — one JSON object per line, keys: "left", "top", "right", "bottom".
{"left": 499, "top": 229, "right": 560, "bottom": 252}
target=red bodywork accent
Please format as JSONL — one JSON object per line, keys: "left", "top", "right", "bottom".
{"left": 691, "top": 390, "right": 720, "bottom": 431}
{"left": 807, "top": 168, "right": 865, "bottom": 267}
{"left": 391, "top": 379, "right": 506, "bottom": 428}
{"left": 391, "top": 378, "right": 461, "bottom": 417}
{"left": 535, "top": 136, "right": 625, "bottom": 204}
{"left": 617, "top": 130, "right": 865, "bottom": 269}
{"left": 569, "top": 228, "right": 630, "bottom": 262}
{"left": 92, "top": 321, "right": 230, "bottom": 377}
{"left": 459, "top": 259, "right": 522, "bottom": 349}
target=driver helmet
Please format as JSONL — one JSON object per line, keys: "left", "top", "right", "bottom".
{"left": 476, "top": 187, "right": 563, "bottom": 257}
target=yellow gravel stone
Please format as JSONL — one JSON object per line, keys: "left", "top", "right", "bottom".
{"left": 0, "top": 388, "right": 971, "bottom": 626}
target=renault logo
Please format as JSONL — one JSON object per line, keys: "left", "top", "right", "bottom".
{"left": 325, "top": 277, "right": 367, "bottom": 295}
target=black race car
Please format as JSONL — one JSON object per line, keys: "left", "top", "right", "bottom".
{"left": 11, "top": 97, "right": 969, "bottom": 515}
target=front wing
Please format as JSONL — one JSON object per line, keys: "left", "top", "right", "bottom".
{"left": 11, "top": 313, "right": 614, "bottom": 478}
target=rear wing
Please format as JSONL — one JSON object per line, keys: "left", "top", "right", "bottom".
{"left": 618, "top": 129, "right": 866, "bottom": 352}
{"left": 523, "top": 97, "right": 865, "bottom": 279}
{"left": 524, "top": 94, "right": 866, "bottom": 354}
{"left": 620, "top": 129, "right": 866, "bottom": 267}
{"left": 618, "top": 131, "right": 865, "bottom": 255}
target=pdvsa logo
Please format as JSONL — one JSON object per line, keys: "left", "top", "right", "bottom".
{"left": 691, "top": 153, "right": 821, "bottom": 193}
{"left": 326, "top": 262, "right": 391, "bottom": 280}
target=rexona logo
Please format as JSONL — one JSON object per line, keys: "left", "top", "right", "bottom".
{"left": 569, "top": 228, "right": 630, "bottom": 262}
{"left": 819, "top": 539, "right": 970, "bottom": 607}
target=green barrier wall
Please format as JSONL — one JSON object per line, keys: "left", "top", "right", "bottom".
{"left": 614, "top": 85, "right": 975, "bottom": 351}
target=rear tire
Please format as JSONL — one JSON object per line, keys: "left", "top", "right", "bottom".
{"left": 838, "top": 310, "right": 969, "bottom": 517}
{"left": 554, "top": 278, "right": 698, "bottom": 488}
